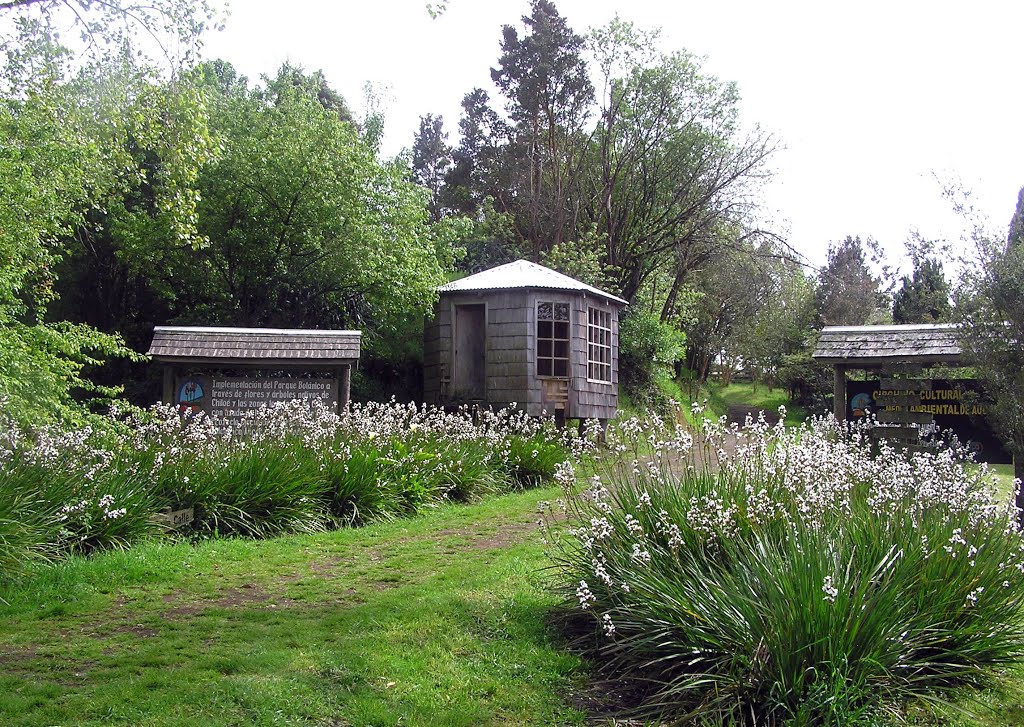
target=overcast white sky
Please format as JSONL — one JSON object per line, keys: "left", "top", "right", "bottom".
{"left": 204, "top": 0, "right": 1024, "bottom": 271}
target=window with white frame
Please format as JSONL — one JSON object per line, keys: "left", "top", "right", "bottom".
{"left": 537, "top": 301, "right": 570, "bottom": 377}
{"left": 587, "top": 307, "right": 612, "bottom": 382}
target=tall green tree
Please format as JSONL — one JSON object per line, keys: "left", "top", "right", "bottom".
{"left": 412, "top": 113, "right": 451, "bottom": 221}
{"left": 142, "top": 62, "right": 464, "bottom": 335}
{"left": 684, "top": 241, "right": 811, "bottom": 385}
{"left": 0, "top": 0, "right": 218, "bottom": 424}
{"left": 490, "top": 0, "right": 594, "bottom": 258}
{"left": 957, "top": 186, "right": 1024, "bottom": 494}
{"left": 440, "top": 88, "right": 508, "bottom": 217}
{"left": 892, "top": 256, "right": 951, "bottom": 324}
{"left": 583, "top": 18, "right": 778, "bottom": 312}
{"left": 815, "top": 236, "right": 889, "bottom": 326}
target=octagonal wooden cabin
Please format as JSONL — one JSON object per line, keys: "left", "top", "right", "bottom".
{"left": 423, "top": 260, "right": 627, "bottom": 423}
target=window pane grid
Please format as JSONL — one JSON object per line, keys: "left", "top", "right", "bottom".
{"left": 537, "top": 301, "right": 570, "bottom": 379}
{"left": 587, "top": 307, "right": 612, "bottom": 382}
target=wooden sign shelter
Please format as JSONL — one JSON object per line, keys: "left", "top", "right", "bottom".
{"left": 148, "top": 326, "right": 361, "bottom": 422}
{"left": 423, "top": 260, "right": 627, "bottom": 426}
{"left": 813, "top": 323, "right": 962, "bottom": 422}
{"left": 812, "top": 323, "right": 1011, "bottom": 462}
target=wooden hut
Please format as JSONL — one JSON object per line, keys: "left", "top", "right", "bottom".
{"left": 423, "top": 260, "right": 627, "bottom": 424}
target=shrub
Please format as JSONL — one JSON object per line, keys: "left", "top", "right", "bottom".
{"left": 0, "top": 474, "right": 51, "bottom": 576}
{"left": 189, "top": 440, "right": 330, "bottom": 538}
{"left": 504, "top": 432, "right": 567, "bottom": 488}
{"left": 618, "top": 310, "right": 686, "bottom": 412}
{"left": 1, "top": 425, "right": 158, "bottom": 560}
{"left": 322, "top": 443, "right": 402, "bottom": 526}
{"left": 0, "top": 397, "right": 574, "bottom": 574}
{"left": 431, "top": 438, "right": 508, "bottom": 502}
{"left": 552, "top": 414, "right": 1024, "bottom": 725}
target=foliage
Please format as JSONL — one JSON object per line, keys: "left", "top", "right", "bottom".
{"left": 0, "top": 1, "right": 219, "bottom": 424}
{"left": 0, "top": 418, "right": 160, "bottom": 559}
{"left": 777, "top": 348, "right": 833, "bottom": 413}
{"left": 490, "top": 0, "right": 594, "bottom": 259}
{"left": 439, "top": 87, "right": 509, "bottom": 218}
{"left": 539, "top": 224, "right": 619, "bottom": 293}
{"left": 584, "top": 21, "right": 778, "bottom": 309}
{"left": 0, "top": 1, "right": 221, "bottom": 72}
{"left": 152, "top": 62, "right": 462, "bottom": 333}
{"left": 504, "top": 431, "right": 569, "bottom": 487}
{"left": 733, "top": 258, "right": 817, "bottom": 387}
{"left": 618, "top": 309, "right": 687, "bottom": 409}
{"left": 955, "top": 186, "right": 1024, "bottom": 491}
{"left": 454, "top": 197, "right": 524, "bottom": 273}
{"left": 412, "top": 112, "right": 451, "bottom": 221}
{"left": 553, "top": 413, "right": 1024, "bottom": 725}
{"left": 687, "top": 242, "right": 814, "bottom": 386}
{"left": 0, "top": 324, "right": 146, "bottom": 427}
{"left": 893, "top": 256, "right": 952, "bottom": 324}
{"left": 434, "top": 10, "right": 777, "bottom": 331}
{"left": 816, "top": 235, "right": 889, "bottom": 326}
{"left": 47, "top": 59, "right": 468, "bottom": 405}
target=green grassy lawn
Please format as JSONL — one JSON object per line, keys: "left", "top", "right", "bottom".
{"left": 0, "top": 488, "right": 586, "bottom": 727}
{"left": 707, "top": 381, "right": 808, "bottom": 424}
{"left": 3, "top": 465, "right": 1023, "bottom": 726}
{"left": 981, "top": 463, "right": 1019, "bottom": 503}
{"left": 621, "top": 377, "right": 807, "bottom": 428}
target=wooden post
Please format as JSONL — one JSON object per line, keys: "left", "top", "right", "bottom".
{"left": 339, "top": 363, "right": 352, "bottom": 413}
{"left": 162, "top": 366, "right": 174, "bottom": 406}
{"left": 833, "top": 365, "right": 847, "bottom": 422}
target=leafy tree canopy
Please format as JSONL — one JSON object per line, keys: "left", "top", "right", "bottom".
{"left": 0, "top": 0, "right": 219, "bottom": 425}
{"left": 85, "top": 60, "right": 467, "bottom": 350}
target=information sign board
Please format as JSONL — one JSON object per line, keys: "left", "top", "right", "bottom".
{"left": 173, "top": 375, "right": 339, "bottom": 423}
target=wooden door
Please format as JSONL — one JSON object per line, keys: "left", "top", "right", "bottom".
{"left": 453, "top": 304, "right": 486, "bottom": 399}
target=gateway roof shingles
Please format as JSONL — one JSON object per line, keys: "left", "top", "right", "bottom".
{"left": 148, "top": 326, "right": 361, "bottom": 363}
{"left": 439, "top": 259, "right": 628, "bottom": 305}
{"left": 812, "top": 323, "right": 961, "bottom": 364}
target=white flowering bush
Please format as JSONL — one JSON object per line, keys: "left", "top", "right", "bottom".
{"left": 553, "top": 411, "right": 1024, "bottom": 725}
{"left": 0, "top": 398, "right": 574, "bottom": 576}
{"left": 0, "top": 415, "right": 158, "bottom": 561}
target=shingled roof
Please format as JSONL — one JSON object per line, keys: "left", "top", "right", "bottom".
{"left": 148, "top": 326, "right": 361, "bottom": 364}
{"left": 812, "top": 323, "right": 961, "bottom": 365}
{"left": 439, "top": 260, "right": 628, "bottom": 305}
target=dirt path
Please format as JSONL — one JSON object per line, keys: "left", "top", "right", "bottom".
{"left": 726, "top": 403, "right": 780, "bottom": 426}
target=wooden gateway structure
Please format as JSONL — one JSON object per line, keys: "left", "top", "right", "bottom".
{"left": 812, "top": 323, "right": 1011, "bottom": 463}
{"left": 813, "top": 323, "right": 962, "bottom": 423}
{"left": 423, "top": 260, "right": 628, "bottom": 424}
{"left": 149, "top": 326, "right": 361, "bottom": 423}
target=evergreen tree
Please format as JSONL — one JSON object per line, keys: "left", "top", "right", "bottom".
{"left": 439, "top": 88, "right": 507, "bottom": 217}
{"left": 892, "top": 257, "right": 951, "bottom": 323}
{"left": 412, "top": 114, "right": 451, "bottom": 221}
{"left": 815, "top": 236, "right": 888, "bottom": 326}
{"left": 490, "top": 0, "right": 594, "bottom": 258}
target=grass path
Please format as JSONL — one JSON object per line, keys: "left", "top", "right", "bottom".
{"left": 0, "top": 487, "right": 586, "bottom": 726}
